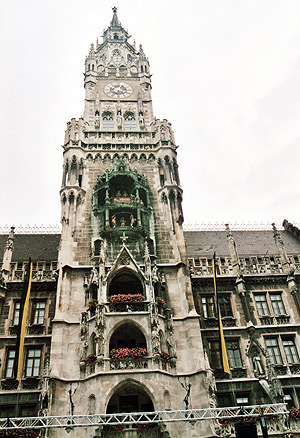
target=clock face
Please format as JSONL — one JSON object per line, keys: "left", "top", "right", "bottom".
{"left": 104, "top": 82, "right": 133, "bottom": 98}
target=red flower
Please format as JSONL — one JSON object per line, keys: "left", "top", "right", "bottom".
{"left": 160, "top": 351, "right": 170, "bottom": 361}
{"left": 155, "top": 297, "right": 166, "bottom": 307}
{"left": 110, "top": 347, "right": 148, "bottom": 359}
{"left": 108, "top": 294, "right": 145, "bottom": 304}
{"left": 86, "top": 354, "right": 96, "bottom": 363}
{"left": 103, "top": 425, "right": 124, "bottom": 431}
{"left": 87, "top": 299, "right": 98, "bottom": 310}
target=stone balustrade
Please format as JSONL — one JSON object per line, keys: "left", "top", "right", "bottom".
{"left": 8, "top": 262, "right": 58, "bottom": 282}
{"left": 188, "top": 255, "right": 300, "bottom": 277}
{"left": 84, "top": 356, "right": 175, "bottom": 375}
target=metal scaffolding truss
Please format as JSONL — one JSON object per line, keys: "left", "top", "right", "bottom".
{"left": 0, "top": 403, "right": 287, "bottom": 431}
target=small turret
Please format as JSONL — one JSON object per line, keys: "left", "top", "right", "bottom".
{"left": 1, "top": 226, "right": 15, "bottom": 283}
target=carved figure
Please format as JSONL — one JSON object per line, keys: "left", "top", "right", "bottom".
{"left": 96, "top": 332, "right": 105, "bottom": 357}
{"left": 165, "top": 308, "right": 173, "bottom": 332}
{"left": 139, "top": 113, "right": 145, "bottom": 126}
{"left": 111, "top": 215, "right": 117, "bottom": 228}
{"left": 116, "top": 191, "right": 121, "bottom": 198}
{"left": 117, "top": 111, "right": 122, "bottom": 129}
{"left": 150, "top": 302, "right": 159, "bottom": 328}
{"left": 96, "top": 304, "right": 105, "bottom": 329}
{"left": 80, "top": 311, "right": 88, "bottom": 341}
{"left": 253, "top": 354, "right": 264, "bottom": 376}
{"left": 120, "top": 217, "right": 126, "bottom": 226}
{"left": 130, "top": 214, "right": 136, "bottom": 227}
{"left": 152, "top": 326, "right": 160, "bottom": 355}
{"left": 166, "top": 332, "right": 176, "bottom": 358}
{"left": 152, "top": 264, "right": 159, "bottom": 284}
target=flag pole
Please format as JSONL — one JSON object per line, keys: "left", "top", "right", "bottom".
{"left": 212, "top": 253, "right": 230, "bottom": 375}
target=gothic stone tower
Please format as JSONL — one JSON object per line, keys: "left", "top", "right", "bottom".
{"left": 49, "top": 9, "right": 211, "bottom": 437}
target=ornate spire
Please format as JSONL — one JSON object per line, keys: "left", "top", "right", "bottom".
{"left": 111, "top": 7, "right": 121, "bottom": 27}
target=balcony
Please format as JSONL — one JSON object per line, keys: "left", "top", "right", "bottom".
{"left": 110, "top": 357, "right": 149, "bottom": 370}
{"left": 83, "top": 355, "right": 176, "bottom": 376}
{"left": 108, "top": 302, "right": 149, "bottom": 313}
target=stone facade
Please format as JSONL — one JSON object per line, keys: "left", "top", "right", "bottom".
{"left": 1, "top": 8, "right": 300, "bottom": 438}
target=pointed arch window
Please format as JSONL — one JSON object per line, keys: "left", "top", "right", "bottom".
{"left": 124, "top": 112, "right": 136, "bottom": 130}
{"left": 102, "top": 112, "right": 114, "bottom": 130}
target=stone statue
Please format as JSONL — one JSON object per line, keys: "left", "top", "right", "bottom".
{"left": 152, "top": 326, "right": 160, "bottom": 355}
{"left": 96, "top": 304, "right": 105, "bottom": 329}
{"left": 253, "top": 354, "right": 264, "bottom": 376}
{"left": 150, "top": 302, "right": 159, "bottom": 328}
{"left": 166, "top": 332, "right": 176, "bottom": 358}
{"left": 96, "top": 332, "right": 105, "bottom": 357}
{"left": 165, "top": 308, "right": 173, "bottom": 332}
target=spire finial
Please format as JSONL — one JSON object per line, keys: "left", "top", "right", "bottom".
{"left": 111, "top": 6, "right": 121, "bottom": 27}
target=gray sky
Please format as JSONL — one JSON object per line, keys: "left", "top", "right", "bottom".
{"left": 1, "top": 0, "right": 300, "bottom": 229}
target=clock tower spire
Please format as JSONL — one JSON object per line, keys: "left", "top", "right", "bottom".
{"left": 51, "top": 9, "right": 211, "bottom": 438}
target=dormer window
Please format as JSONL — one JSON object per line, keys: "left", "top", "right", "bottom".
{"left": 102, "top": 112, "right": 114, "bottom": 130}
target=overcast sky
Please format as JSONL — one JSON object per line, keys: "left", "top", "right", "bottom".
{"left": 1, "top": 0, "right": 300, "bottom": 230}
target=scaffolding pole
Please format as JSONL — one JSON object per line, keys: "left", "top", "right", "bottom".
{"left": 0, "top": 403, "right": 287, "bottom": 431}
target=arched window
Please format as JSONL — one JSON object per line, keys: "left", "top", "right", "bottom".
{"left": 108, "top": 270, "right": 143, "bottom": 296}
{"left": 124, "top": 112, "right": 136, "bottom": 130}
{"left": 106, "top": 383, "right": 154, "bottom": 414}
{"left": 119, "top": 65, "right": 127, "bottom": 77}
{"left": 109, "top": 323, "right": 146, "bottom": 350}
{"left": 102, "top": 112, "right": 114, "bottom": 130}
{"left": 108, "top": 65, "right": 116, "bottom": 76}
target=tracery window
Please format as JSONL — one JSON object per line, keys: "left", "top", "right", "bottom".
{"left": 102, "top": 112, "right": 114, "bottom": 130}
{"left": 124, "top": 112, "right": 136, "bottom": 130}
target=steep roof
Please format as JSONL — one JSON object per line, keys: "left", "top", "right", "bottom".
{"left": 184, "top": 230, "right": 300, "bottom": 258}
{"left": 1, "top": 230, "right": 300, "bottom": 263}
{"left": 0, "top": 234, "right": 60, "bottom": 263}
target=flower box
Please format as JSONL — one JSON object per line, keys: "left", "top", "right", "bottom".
{"left": 87, "top": 299, "right": 98, "bottom": 311}
{"left": 159, "top": 351, "right": 170, "bottom": 361}
{"left": 86, "top": 354, "right": 96, "bottom": 364}
{"left": 108, "top": 294, "right": 145, "bottom": 304}
{"left": 290, "top": 407, "right": 300, "bottom": 421}
{"left": 155, "top": 297, "right": 166, "bottom": 307}
{"left": 103, "top": 425, "right": 124, "bottom": 432}
{"left": 109, "top": 347, "right": 147, "bottom": 360}
{"left": 0, "top": 429, "right": 40, "bottom": 437}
